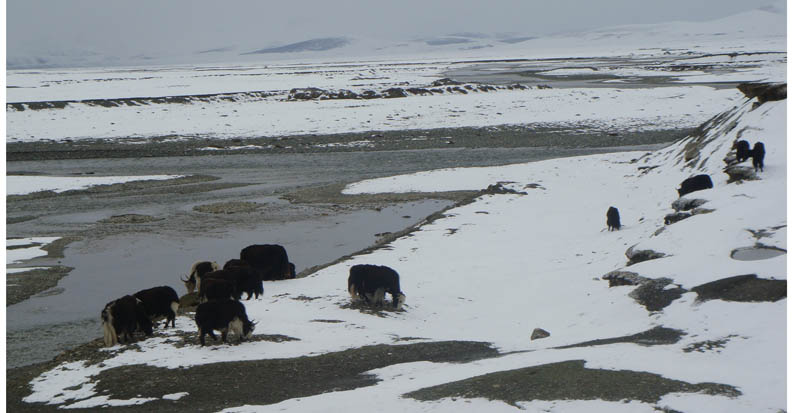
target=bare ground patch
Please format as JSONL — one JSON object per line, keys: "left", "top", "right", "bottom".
{"left": 8, "top": 341, "right": 499, "bottom": 412}
{"left": 405, "top": 359, "right": 740, "bottom": 406}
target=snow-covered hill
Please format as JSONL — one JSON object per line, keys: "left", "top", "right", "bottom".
{"left": 6, "top": 8, "right": 786, "bottom": 70}
{"left": 22, "top": 83, "right": 786, "bottom": 411}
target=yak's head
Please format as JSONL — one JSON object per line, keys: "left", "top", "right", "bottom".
{"left": 181, "top": 274, "right": 196, "bottom": 294}
{"left": 392, "top": 293, "right": 406, "bottom": 310}
{"left": 243, "top": 319, "right": 257, "bottom": 339}
{"left": 286, "top": 262, "right": 297, "bottom": 279}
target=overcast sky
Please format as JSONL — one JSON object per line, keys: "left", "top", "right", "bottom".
{"left": 6, "top": 0, "right": 785, "bottom": 57}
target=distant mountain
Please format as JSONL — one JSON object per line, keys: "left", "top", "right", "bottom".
{"left": 195, "top": 46, "right": 237, "bottom": 54}
{"left": 6, "top": 7, "right": 786, "bottom": 70}
{"left": 424, "top": 37, "right": 475, "bottom": 46}
{"left": 243, "top": 37, "right": 350, "bottom": 55}
{"left": 447, "top": 32, "right": 491, "bottom": 39}
{"left": 498, "top": 36, "right": 538, "bottom": 44}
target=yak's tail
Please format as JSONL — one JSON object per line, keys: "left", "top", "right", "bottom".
{"left": 101, "top": 307, "right": 117, "bottom": 347}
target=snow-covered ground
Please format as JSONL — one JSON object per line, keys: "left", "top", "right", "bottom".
{"left": 6, "top": 237, "right": 61, "bottom": 265}
{"left": 6, "top": 175, "right": 183, "bottom": 196}
{"left": 21, "top": 86, "right": 787, "bottom": 412}
{"left": 4, "top": 84, "right": 749, "bottom": 143}
{"left": 5, "top": 9, "right": 786, "bottom": 144}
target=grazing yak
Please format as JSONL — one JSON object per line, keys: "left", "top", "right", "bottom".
{"left": 101, "top": 295, "right": 153, "bottom": 347}
{"left": 677, "top": 174, "right": 713, "bottom": 197}
{"left": 182, "top": 261, "right": 220, "bottom": 293}
{"left": 202, "top": 267, "right": 263, "bottom": 300}
{"left": 735, "top": 140, "right": 751, "bottom": 162}
{"left": 348, "top": 264, "right": 406, "bottom": 310}
{"left": 133, "top": 286, "right": 180, "bottom": 328}
{"left": 198, "top": 277, "right": 238, "bottom": 303}
{"left": 751, "top": 142, "right": 765, "bottom": 172}
{"left": 240, "top": 244, "right": 296, "bottom": 281}
{"left": 606, "top": 206, "right": 621, "bottom": 231}
{"left": 222, "top": 263, "right": 264, "bottom": 299}
{"left": 223, "top": 259, "right": 249, "bottom": 270}
{"left": 195, "top": 300, "right": 256, "bottom": 346}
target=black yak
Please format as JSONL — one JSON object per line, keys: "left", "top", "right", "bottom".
{"left": 348, "top": 264, "right": 406, "bottom": 309}
{"left": 101, "top": 295, "right": 153, "bottom": 347}
{"left": 133, "top": 286, "right": 180, "bottom": 328}
{"left": 606, "top": 206, "right": 621, "bottom": 231}
{"left": 240, "top": 244, "right": 296, "bottom": 281}
{"left": 735, "top": 140, "right": 751, "bottom": 162}
{"left": 195, "top": 300, "right": 256, "bottom": 346}
{"left": 751, "top": 142, "right": 765, "bottom": 172}
{"left": 181, "top": 261, "right": 220, "bottom": 293}
{"left": 677, "top": 174, "right": 713, "bottom": 197}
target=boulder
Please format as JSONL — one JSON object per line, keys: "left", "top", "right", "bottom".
{"left": 482, "top": 183, "right": 526, "bottom": 195}
{"left": 724, "top": 164, "right": 758, "bottom": 183}
{"left": 629, "top": 278, "right": 687, "bottom": 312}
{"left": 736, "top": 82, "right": 787, "bottom": 103}
{"left": 289, "top": 87, "right": 326, "bottom": 100}
{"left": 671, "top": 198, "right": 707, "bottom": 212}
{"left": 382, "top": 88, "right": 408, "bottom": 98}
{"left": 530, "top": 328, "right": 551, "bottom": 341}
{"left": 625, "top": 245, "right": 666, "bottom": 266}
{"left": 602, "top": 270, "right": 648, "bottom": 287}
{"left": 664, "top": 212, "right": 691, "bottom": 225}
{"left": 431, "top": 78, "right": 462, "bottom": 87}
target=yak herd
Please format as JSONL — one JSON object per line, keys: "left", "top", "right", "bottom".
{"left": 607, "top": 139, "right": 765, "bottom": 231}
{"left": 101, "top": 244, "right": 405, "bottom": 347}
{"left": 102, "top": 139, "right": 765, "bottom": 348}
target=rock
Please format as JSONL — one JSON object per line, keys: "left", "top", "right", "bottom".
{"left": 330, "top": 90, "right": 358, "bottom": 100}
{"left": 691, "top": 208, "right": 715, "bottom": 215}
{"left": 664, "top": 212, "right": 691, "bottom": 225}
{"left": 723, "top": 152, "right": 738, "bottom": 166}
{"left": 736, "top": 82, "right": 787, "bottom": 103}
{"left": 724, "top": 164, "right": 758, "bottom": 183}
{"left": 178, "top": 292, "right": 200, "bottom": 313}
{"left": 360, "top": 90, "right": 380, "bottom": 99}
{"left": 431, "top": 78, "right": 463, "bottom": 87}
{"left": 671, "top": 198, "right": 707, "bottom": 212}
{"left": 602, "top": 270, "right": 648, "bottom": 287}
{"left": 691, "top": 274, "right": 786, "bottom": 303}
{"left": 382, "top": 88, "right": 407, "bottom": 98}
{"left": 289, "top": 87, "right": 326, "bottom": 100}
{"left": 407, "top": 87, "right": 432, "bottom": 96}
{"left": 483, "top": 182, "right": 527, "bottom": 195}
{"left": 629, "top": 278, "right": 687, "bottom": 312}
{"left": 530, "top": 328, "right": 550, "bottom": 340}
{"left": 625, "top": 245, "right": 666, "bottom": 266}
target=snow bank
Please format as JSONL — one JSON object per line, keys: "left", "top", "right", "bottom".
{"left": 6, "top": 237, "right": 61, "bottom": 265}
{"left": 6, "top": 175, "right": 184, "bottom": 196}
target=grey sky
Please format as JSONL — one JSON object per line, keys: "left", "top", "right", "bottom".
{"left": 6, "top": 0, "right": 785, "bottom": 58}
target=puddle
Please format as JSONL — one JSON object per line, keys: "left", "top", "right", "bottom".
{"left": 730, "top": 246, "right": 786, "bottom": 261}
